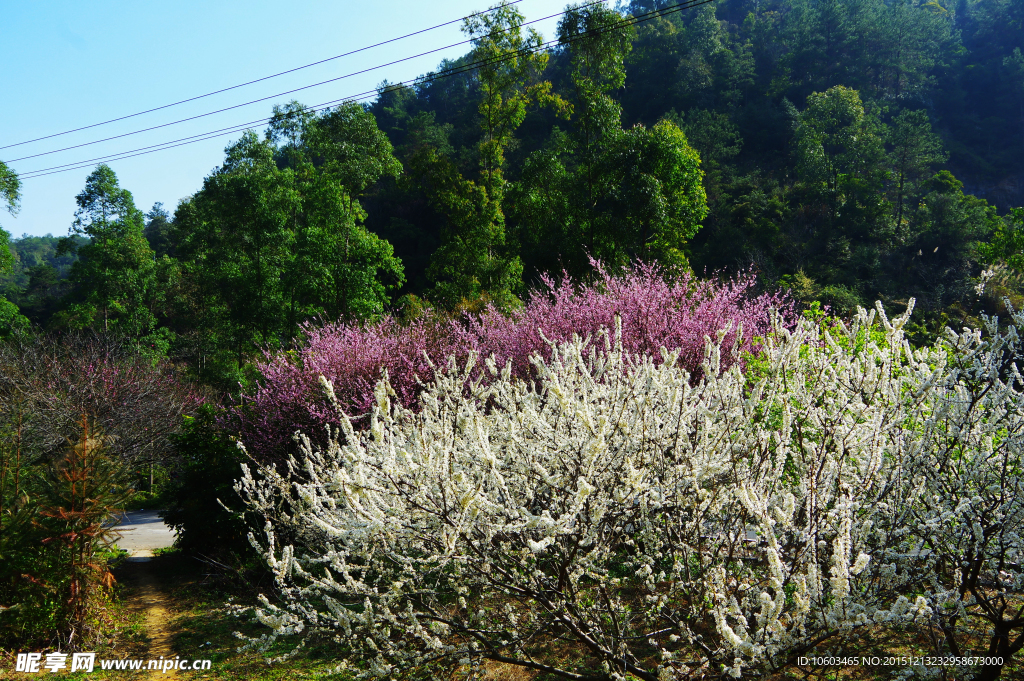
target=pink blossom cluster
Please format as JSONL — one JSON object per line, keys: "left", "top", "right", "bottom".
{"left": 233, "top": 263, "right": 795, "bottom": 461}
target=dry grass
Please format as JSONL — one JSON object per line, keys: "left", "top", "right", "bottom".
{"left": 479, "top": 660, "right": 541, "bottom": 680}
{"left": 8, "top": 553, "right": 1022, "bottom": 681}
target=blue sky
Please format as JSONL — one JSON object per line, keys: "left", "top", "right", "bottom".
{"left": 1, "top": 0, "right": 568, "bottom": 238}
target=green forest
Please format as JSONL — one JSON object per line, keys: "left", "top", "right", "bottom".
{"left": 1, "top": 0, "right": 1023, "bottom": 379}
{"left": 4, "top": 0, "right": 1024, "bottom": 678}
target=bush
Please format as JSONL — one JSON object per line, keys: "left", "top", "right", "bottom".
{"left": 0, "top": 330, "right": 204, "bottom": 465}
{"left": 0, "top": 419, "right": 130, "bottom": 650}
{"left": 234, "top": 262, "right": 794, "bottom": 462}
{"left": 0, "top": 330, "right": 202, "bottom": 649}
{"left": 236, "top": 301, "right": 1024, "bottom": 680}
{"left": 161, "top": 405, "right": 257, "bottom": 563}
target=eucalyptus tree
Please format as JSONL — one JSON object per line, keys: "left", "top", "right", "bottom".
{"left": 560, "top": 0, "right": 634, "bottom": 258}
{"left": 0, "top": 160, "right": 19, "bottom": 236}
{"left": 0, "top": 160, "right": 20, "bottom": 278}
{"left": 0, "top": 160, "right": 27, "bottom": 336}
{"left": 514, "top": 2, "right": 707, "bottom": 276}
{"left": 175, "top": 131, "right": 299, "bottom": 366}
{"left": 422, "top": 0, "right": 559, "bottom": 309}
{"left": 277, "top": 101, "right": 405, "bottom": 322}
{"left": 174, "top": 102, "right": 404, "bottom": 372}
{"left": 57, "top": 165, "right": 157, "bottom": 336}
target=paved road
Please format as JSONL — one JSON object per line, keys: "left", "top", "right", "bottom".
{"left": 113, "top": 510, "right": 176, "bottom": 560}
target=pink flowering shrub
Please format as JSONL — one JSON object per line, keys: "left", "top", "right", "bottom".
{"left": 233, "top": 263, "right": 795, "bottom": 461}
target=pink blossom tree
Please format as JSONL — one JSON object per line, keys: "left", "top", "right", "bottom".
{"left": 233, "top": 263, "right": 794, "bottom": 461}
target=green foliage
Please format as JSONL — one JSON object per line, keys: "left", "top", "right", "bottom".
{"left": 0, "top": 229, "right": 13, "bottom": 280}
{"left": 162, "top": 405, "right": 255, "bottom": 562}
{"left": 0, "top": 296, "right": 29, "bottom": 338}
{"left": 794, "top": 86, "right": 887, "bottom": 225}
{"left": 887, "top": 108, "right": 947, "bottom": 233}
{"left": 416, "top": 147, "right": 524, "bottom": 309}
{"left": 173, "top": 105, "right": 404, "bottom": 379}
{"left": 980, "top": 207, "right": 1024, "bottom": 273}
{"left": 144, "top": 202, "right": 175, "bottom": 258}
{"left": 666, "top": 108, "right": 742, "bottom": 172}
{"left": 419, "top": 2, "right": 562, "bottom": 310}
{"left": 0, "top": 417, "right": 130, "bottom": 649}
{"left": 0, "top": 234, "right": 82, "bottom": 328}
{"left": 123, "top": 461, "right": 174, "bottom": 510}
{"left": 5, "top": 0, "right": 1024, "bottom": 379}
{"left": 0, "top": 161, "right": 25, "bottom": 337}
{"left": 57, "top": 165, "right": 159, "bottom": 337}
{"left": 284, "top": 102, "right": 405, "bottom": 322}
{"left": 0, "top": 160, "right": 20, "bottom": 232}
{"left": 904, "top": 171, "right": 1001, "bottom": 309}
{"left": 514, "top": 3, "right": 707, "bottom": 277}
{"left": 606, "top": 119, "right": 708, "bottom": 266}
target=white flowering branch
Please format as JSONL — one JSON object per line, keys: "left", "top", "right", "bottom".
{"left": 234, "top": 304, "right": 1024, "bottom": 680}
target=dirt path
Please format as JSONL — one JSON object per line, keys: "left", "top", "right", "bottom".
{"left": 128, "top": 558, "right": 179, "bottom": 678}
{"left": 115, "top": 512, "right": 182, "bottom": 678}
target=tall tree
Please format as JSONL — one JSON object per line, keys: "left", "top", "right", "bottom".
{"left": 904, "top": 170, "right": 999, "bottom": 308}
{"left": 423, "top": 1, "right": 559, "bottom": 309}
{"left": 887, "top": 108, "right": 947, "bottom": 233}
{"left": 1006, "top": 48, "right": 1024, "bottom": 154}
{"left": 57, "top": 165, "right": 157, "bottom": 336}
{"left": 877, "top": 0, "right": 950, "bottom": 99}
{"left": 561, "top": 0, "right": 634, "bottom": 259}
{"left": 794, "top": 86, "right": 887, "bottom": 235}
{"left": 175, "top": 103, "right": 404, "bottom": 376}
{"left": 274, "top": 101, "right": 405, "bottom": 322}
{"left": 143, "top": 202, "right": 175, "bottom": 258}
{"left": 980, "top": 206, "right": 1024, "bottom": 273}
{"left": 515, "top": 2, "right": 635, "bottom": 275}
{"left": 0, "top": 160, "right": 21, "bottom": 278}
{"left": 175, "top": 132, "right": 297, "bottom": 365}
{"left": 415, "top": 149, "right": 508, "bottom": 307}
{"left": 605, "top": 120, "right": 708, "bottom": 267}
{"left": 514, "top": 2, "right": 707, "bottom": 275}
{"left": 0, "top": 160, "right": 28, "bottom": 336}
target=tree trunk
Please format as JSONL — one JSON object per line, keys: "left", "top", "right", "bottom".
{"left": 974, "top": 626, "right": 1011, "bottom": 681}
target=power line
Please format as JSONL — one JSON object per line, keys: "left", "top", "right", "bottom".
{"left": 19, "top": 0, "right": 715, "bottom": 181}
{"left": 19, "top": 49, "right": 533, "bottom": 178}
{"left": 19, "top": 0, "right": 707, "bottom": 180}
{"left": 5, "top": 39, "right": 471, "bottom": 163}
{"left": 0, "top": 1, "right": 525, "bottom": 152}
{"left": 6, "top": 1, "right": 603, "bottom": 165}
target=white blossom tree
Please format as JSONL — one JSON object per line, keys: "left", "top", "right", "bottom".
{"left": 900, "top": 310, "right": 1024, "bottom": 681}
{"left": 234, "top": 303, "right": 1024, "bottom": 680}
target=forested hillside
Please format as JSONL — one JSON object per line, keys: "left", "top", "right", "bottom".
{"left": 1, "top": 0, "right": 1023, "bottom": 377}
{"left": 361, "top": 0, "right": 1024, "bottom": 321}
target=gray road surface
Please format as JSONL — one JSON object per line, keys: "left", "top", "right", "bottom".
{"left": 113, "top": 510, "right": 176, "bottom": 560}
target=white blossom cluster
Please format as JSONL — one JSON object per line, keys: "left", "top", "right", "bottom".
{"left": 234, "top": 304, "right": 1024, "bottom": 680}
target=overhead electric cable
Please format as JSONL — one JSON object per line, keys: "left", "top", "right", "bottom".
{"left": 18, "top": 0, "right": 716, "bottom": 180}
{"left": 6, "top": 1, "right": 604, "bottom": 165}
{"left": 19, "top": 0, "right": 710, "bottom": 179}
{"left": 0, "top": 1, "right": 525, "bottom": 151}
